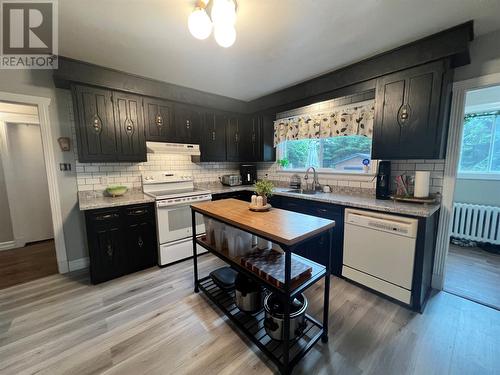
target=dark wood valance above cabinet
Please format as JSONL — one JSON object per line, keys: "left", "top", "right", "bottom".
{"left": 372, "top": 60, "right": 453, "bottom": 160}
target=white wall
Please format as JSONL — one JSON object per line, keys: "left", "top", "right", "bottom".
{"left": 455, "top": 29, "right": 500, "bottom": 82}
{"left": 0, "top": 69, "right": 86, "bottom": 262}
{"left": 454, "top": 178, "right": 500, "bottom": 206}
{"left": 5, "top": 123, "right": 53, "bottom": 243}
{"left": 0, "top": 154, "right": 13, "bottom": 243}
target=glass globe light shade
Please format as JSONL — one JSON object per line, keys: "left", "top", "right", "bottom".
{"left": 211, "top": 0, "right": 236, "bottom": 26}
{"left": 188, "top": 8, "right": 212, "bottom": 40}
{"left": 214, "top": 24, "right": 236, "bottom": 48}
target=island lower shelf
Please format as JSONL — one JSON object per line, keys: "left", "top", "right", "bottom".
{"left": 195, "top": 237, "right": 327, "bottom": 299}
{"left": 198, "top": 276, "right": 324, "bottom": 369}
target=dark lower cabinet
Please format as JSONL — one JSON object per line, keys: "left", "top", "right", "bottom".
{"left": 85, "top": 203, "right": 157, "bottom": 284}
{"left": 212, "top": 190, "right": 254, "bottom": 202}
{"left": 272, "top": 196, "right": 344, "bottom": 275}
{"left": 214, "top": 192, "right": 343, "bottom": 275}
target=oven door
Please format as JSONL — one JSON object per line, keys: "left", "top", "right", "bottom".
{"left": 156, "top": 201, "right": 206, "bottom": 244}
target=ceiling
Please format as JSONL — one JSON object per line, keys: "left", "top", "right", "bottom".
{"left": 59, "top": 0, "right": 500, "bottom": 101}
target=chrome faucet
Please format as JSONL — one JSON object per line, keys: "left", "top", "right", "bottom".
{"left": 304, "top": 167, "right": 320, "bottom": 191}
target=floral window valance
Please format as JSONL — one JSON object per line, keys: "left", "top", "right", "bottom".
{"left": 273, "top": 100, "right": 375, "bottom": 147}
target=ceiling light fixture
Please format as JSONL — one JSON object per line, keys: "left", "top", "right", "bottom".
{"left": 188, "top": 0, "right": 237, "bottom": 48}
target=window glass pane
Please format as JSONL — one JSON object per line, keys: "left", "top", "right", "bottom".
{"left": 459, "top": 115, "right": 495, "bottom": 172}
{"left": 281, "top": 139, "right": 320, "bottom": 169}
{"left": 491, "top": 115, "right": 500, "bottom": 172}
{"left": 321, "top": 136, "right": 371, "bottom": 171}
{"left": 279, "top": 135, "right": 372, "bottom": 172}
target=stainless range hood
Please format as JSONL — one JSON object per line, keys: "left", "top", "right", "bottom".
{"left": 146, "top": 142, "right": 201, "bottom": 156}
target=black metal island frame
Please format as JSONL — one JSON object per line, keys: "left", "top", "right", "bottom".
{"left": 190, "top": 198, "right": 335, "bottom": 374}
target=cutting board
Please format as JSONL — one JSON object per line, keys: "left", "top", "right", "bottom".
{"left": 240, "top": 249, "right": 312, "bottom": 289}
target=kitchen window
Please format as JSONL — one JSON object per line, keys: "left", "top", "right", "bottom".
{"left": 458, "top": 110, "right": 500, "bottom": 180}
{"left": 277, "top": 135, "right": 374, "bottom": 174}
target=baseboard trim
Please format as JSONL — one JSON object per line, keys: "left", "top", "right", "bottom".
{"left": 68, "top": 257, "right": 89, "bottom": 272}
{"left": 0, "top": 240, "right": 16, "bottom": 251}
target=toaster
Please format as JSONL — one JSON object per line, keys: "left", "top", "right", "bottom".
{"left": 221, "top": 174, "right": 242, "bottom": 186}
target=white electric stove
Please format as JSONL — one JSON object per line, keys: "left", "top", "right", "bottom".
{"left": 142, "top": 172, "right": 211, "bottom": 266}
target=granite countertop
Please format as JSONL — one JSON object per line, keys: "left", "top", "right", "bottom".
{"left": 195, "top": 183, "right": 440, "bottom": 218}
{"left": 78, "top": 190, "right": 155, "bottom": 211}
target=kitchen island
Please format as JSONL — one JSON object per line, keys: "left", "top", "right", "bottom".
{"left": 190, "top": 199, "right": 335, "bottom": 375}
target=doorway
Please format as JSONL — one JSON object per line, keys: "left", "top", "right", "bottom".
{"left": 443, "top": 84, "right": 500, "bottom": 310}
{"left": 0, "top": 102, "right": 58, "bottom": 289}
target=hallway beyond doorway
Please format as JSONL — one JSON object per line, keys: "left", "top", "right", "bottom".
{"left": 444, "top": 243, "right": 500, "bottom": 310}
{"left": 0, "top": 240, "right": 57, "bottom": 290}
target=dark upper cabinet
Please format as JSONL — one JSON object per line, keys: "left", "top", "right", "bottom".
{"left": 254, "top": 113, "right": 276, "bottom": 162}
{"left": 174, "top": 104, "right": 202, "bottom": 144}
{"left": 113, "top": 92, "right": 146, "bottom": 162}
{"left": 372, "top": 61, "right": 451, "bottom": 159}
{"left": 72, "top": 85, "right": 118, "bottom": 162}
{"left": 201, "top": 111, "right": 227, "bottom": 162}
{"left": 144, "top": 98, "right": 175, "bottom": 142}
{"left": 226, "top": 115, "right": 258, "bottom": 162}
{"left": 226, "top": 115, "right": 240, "bottom": 161}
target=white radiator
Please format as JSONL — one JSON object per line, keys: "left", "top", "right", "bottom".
{"left": 451, "top": 203, "right": 500, "bottom": 245}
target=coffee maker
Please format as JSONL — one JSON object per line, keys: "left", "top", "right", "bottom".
{"left": 376, "top": 161, "right": 391, "bottom": 200}
{"left": 240, "top": 164, "right": 257, "bottom": 185}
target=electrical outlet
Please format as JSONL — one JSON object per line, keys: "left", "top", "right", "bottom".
{"left": 59, "top": 163, "right": 71, "bottom": 171}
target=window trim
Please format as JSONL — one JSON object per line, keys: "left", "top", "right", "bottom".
{"left": 457, "top": 172, "right": 500, "bottom": 181}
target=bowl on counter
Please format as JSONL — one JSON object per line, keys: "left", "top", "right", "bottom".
{"left": 105, "top": 185, "right": 128, "bottom": 197}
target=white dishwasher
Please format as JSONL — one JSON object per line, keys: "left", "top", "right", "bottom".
{"left": 342, "top": 208, "right": 418, "bottom": 304}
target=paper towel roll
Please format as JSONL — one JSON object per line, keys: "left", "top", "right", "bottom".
{"left": 414, "top": 171, "right": 430, "bottom": 198}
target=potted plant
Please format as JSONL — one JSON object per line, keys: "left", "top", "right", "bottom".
{"left": 254, "top": 179, "right": 274, "bottom": 206}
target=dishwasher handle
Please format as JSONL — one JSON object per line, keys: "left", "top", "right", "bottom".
{"left": 345, "top": 211, "right": 418, "bottom": 238}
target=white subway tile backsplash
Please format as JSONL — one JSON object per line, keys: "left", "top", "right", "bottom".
{"left": 416, "top": 163, "right": 434, "bottom": 171}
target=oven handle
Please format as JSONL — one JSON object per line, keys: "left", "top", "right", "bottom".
{"left": 156, "top": 196, "right": 212, "bottom": 208}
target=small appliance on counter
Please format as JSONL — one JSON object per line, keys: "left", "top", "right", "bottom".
{"left": 376, "top": 160, "right": 391, "bottom": 200}
{"left": 289, "top": 174, "right": 301, "bottom": 189}
{"left": 240, "top": 164, "right": 257, "bottom": 185}
{"left": 220, "top": 174, "right": 242, "bottom": 186}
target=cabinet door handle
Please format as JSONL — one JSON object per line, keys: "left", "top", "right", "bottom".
{"left": 125, "top": 118, "right": 134, "bottom": 134}
{"left": 95, "top": 213, "right": 119, "bottom": 221}
{"left": 138, "top": 236, "right": 144, "bottom": 248}
{"left": 212, "top": 131, "right": 216, "bottom": 141}
{"left": 235, "top": 133, "right": 239, "bottom": 142}
{"left": 186, "top": 120, "right": 190, "bottom": 129}
{"left": 91, "top": 115, "right": 102, "bottom": 133}
{"left": 155, "top": 114, "right": 163, "bottom": 128}
{"left": 398, "top": 104, "right": 411, "bottom": 126}
{"left": 317, "top": 208, "right": 328, "bottom": 213}
{"left": 106, "top": 243, "right": 113, "bottom": 257}
{"left": 128, "top": 209, "right": 147, "bottom": 216}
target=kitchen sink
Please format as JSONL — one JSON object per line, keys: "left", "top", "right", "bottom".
{"left": 285, "top": 189, "right": 318, "bottom": 195}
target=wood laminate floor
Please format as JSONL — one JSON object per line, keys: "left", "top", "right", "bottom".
{"left": 0, "top": 254, "right": 498, "bottom": 375}
{"left": 0, "top": 240, "right": 58, "bottom": 290}
{"left": 444, "top": 244, "right": 500, "bottom": 309}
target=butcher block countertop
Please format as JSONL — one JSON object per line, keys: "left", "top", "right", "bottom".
{"left": 191, "top": 198, "right": 335, "bottom": 246}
